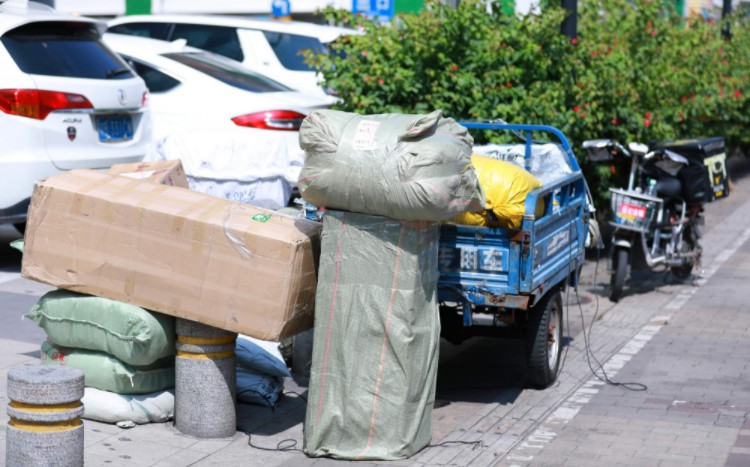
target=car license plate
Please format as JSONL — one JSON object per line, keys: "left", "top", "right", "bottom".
{"left": 97, "top": 116, "right": 134, "bottom": 142}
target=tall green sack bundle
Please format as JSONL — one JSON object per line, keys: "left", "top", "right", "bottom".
{"left": 27, "top": 290, "right": 175, "bottom": 366}
{"left": 298, "top": 109, "right": 485, "bottom": 221}
{"left": 304, "top": 210, "right": 441, "bottom": 460}
{"left": 41, "top": 341, "right": 175, "bottom": 395}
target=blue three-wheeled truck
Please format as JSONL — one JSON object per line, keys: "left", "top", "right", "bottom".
{"left": 437, "top": 122, "right": 591, "bottom": 388}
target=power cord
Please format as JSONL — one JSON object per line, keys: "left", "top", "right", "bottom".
{"left": 575, "top": 247, "right": 647, "bottom": 391}
{"left": 246, "top": 391, "right": 486, "bottom": 453}
{"left": 247, "top": 435, "right": 303, "bottom": 452}
{"left": 428, "top": 440, "right": 485, "bottom": 450}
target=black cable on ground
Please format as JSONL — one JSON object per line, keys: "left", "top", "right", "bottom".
{"left": 428, "top": 440, "right": 485, "bottom": 450}
{"left": 575, "top": 246, "right": 647, "bottom": 391}
{"left": 247, "top": 434, "right": 303, "bottom": 452}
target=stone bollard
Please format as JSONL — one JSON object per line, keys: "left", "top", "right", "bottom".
{"left": 6, "top": 365, "right": 85, "bottom": 467}
{"left": 175, "top": 319, "right": 237, "bottom": 438}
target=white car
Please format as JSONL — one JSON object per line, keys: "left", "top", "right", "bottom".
{"left": 102, "top": 33, "right": 332, "bottom": 141}
{"left": 0, "top": 0, "right": 152, "bottom": 232}
{"left": 106, "top": 14, "right": 356, "bottom": 96}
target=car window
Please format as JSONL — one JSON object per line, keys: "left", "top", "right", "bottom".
{"left": 262, "top": 31, "right": 326, "bottom": 72}
{"left": 1, "top": 22, "right": 134, "bottom": 79}
{"left": 164, "top": 52, "right": 291, "bottom": 93}
{"left": 120, "top": 56, "right": 181, "bottom": 93}
{"left": 170, "top": 24, "right": 243, "bottom": 62}
{"left": 107, "top": 22, "right": 173, "bottom": 40}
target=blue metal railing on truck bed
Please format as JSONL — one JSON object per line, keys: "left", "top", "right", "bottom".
{"left": 437, "top": 122, "right": 589, "bottom": 311}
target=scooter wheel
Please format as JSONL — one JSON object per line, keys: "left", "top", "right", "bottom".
{"left": 610, "top": 247, "right": 629, "bottom": 302}
{"left": 671, "top": 263, "right": 693, "bottom": 280}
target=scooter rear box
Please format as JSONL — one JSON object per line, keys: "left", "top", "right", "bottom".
{"left": 656, "top": 137, "right": 729, "bottom": 202}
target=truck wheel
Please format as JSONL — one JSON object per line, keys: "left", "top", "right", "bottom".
{"left": 525, "top": 289, "right": 563, "bottom": 388}
{"left": 610, "top": 247, "right": 629, "bottom": 302}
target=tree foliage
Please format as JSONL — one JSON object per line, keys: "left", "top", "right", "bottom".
{"left": 306, "top": 0, "right": 749, "bottom": 199}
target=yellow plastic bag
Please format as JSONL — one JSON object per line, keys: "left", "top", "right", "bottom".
{"left": 450, "top": 155, "right": 542, "bottom": 229}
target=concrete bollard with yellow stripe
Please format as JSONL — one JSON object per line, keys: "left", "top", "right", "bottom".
{"left": 6, "top": 365, "right": 85, "bottom": 467}
{"left": 175, "top": 319, "right": 237, "bottom": 438}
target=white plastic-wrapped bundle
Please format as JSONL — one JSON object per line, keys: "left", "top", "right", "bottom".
{"left": 472, "top": 143, "right": 573, "bottom": 186}
{"left": 147, "top": 128, "right": 304, "bottom": 209}
{"left": 298, "top": 109, "right": 485, "bottom": 221}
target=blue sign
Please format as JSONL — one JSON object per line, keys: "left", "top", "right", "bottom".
{"left": 272, "top": 0, "right": 291, "bottom": 17}
{"left": 352, "top": 0, "right": 393, "bottom": 21}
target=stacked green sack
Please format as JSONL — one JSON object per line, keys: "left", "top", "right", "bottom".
{"left": 27, "top": 290, "right": 176, "bottom": 400}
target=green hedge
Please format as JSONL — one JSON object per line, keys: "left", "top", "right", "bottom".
{"left": 307, "top": 0, "right": 749, "bottom": 202}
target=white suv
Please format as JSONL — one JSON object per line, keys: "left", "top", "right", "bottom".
{"left": 107, "top": 15, "right": 356, "bottom": 97}
{"left": 0, "top": 0, "right": 151, "bottom": 232}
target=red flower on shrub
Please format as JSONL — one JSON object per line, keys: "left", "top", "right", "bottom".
{"left": 681, "top": 96, "right": 687, "bottom": 103}
{"left": 735, "top": 90, "right": 742, "bottom": 99}
{"left": 451, "top": 65, "right": 458, "bottom": 72}
{"left": 611, "top": 118, "right": 619, "bottom": 125}
{"left": 573, "top": 105, "right": 581, "bottom": 113}
{"left": 378, "top": 79, "right": 384, "bottom": 85}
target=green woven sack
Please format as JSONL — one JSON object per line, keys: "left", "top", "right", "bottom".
{"left": 41, "top": 341, "right": 175, "bottom": 395}
{"left": 304, "top": 211, "right": 441, "bottom": 460}
{"left": 27, "top": 289, "right": 175, "bottom": 366}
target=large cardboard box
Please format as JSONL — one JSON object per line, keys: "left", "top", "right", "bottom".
{"left": 22, "top": 169, "right": 321, "bottom": 341}
{"left": 108, "top": 159, "right": 189, "bottom": 188}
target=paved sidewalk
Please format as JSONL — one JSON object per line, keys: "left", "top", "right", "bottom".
{"left": 499, "top": 158, "right": 750, "bottom": 467}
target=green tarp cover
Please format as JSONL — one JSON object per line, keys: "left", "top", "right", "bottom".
{"left": 304, "top": 210, "right": 441, "bottom": 460}
{"left": 298, "top": 109, "right": 485, "bottom": 221}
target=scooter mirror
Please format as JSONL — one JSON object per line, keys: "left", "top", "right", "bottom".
{"left": 582, "top": 139, "right": 612, "bottom": 149}
{"left": 582, "top": 139, "right": 614, "bottom": 162}
{"left": 628, "top": 142, "right": 649, "bottom": 156}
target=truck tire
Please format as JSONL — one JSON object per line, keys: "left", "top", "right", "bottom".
{"left": 525, "top": 289, "right": 563, "bottom": 388}
{"left": 610, "top": 247, "right": 629, "bottom": 302}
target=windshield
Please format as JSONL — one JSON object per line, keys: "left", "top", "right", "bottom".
{"left": 262, "top": 31, "right": 327, "bottom": 72}
{"left": 2, "top": 22, "right": 134, "bottom": 79}
{"left": 164, "top": 52, "right": 292, "bottom": 93}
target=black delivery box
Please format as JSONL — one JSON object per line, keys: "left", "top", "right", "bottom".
{"left": 656, "top": 137, "right": 728, "bottom": 203}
